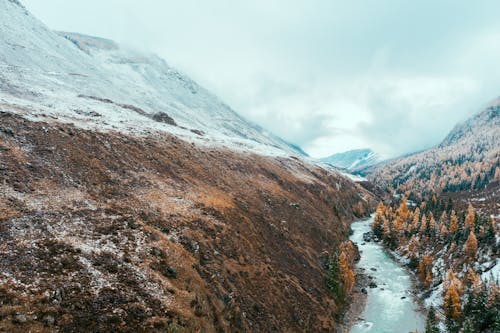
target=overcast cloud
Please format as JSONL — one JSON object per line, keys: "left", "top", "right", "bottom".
{"left": 22, "top": 0, "right": 500, "bottom": 158}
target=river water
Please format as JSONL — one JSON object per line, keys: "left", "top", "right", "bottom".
{"left": 349, "top": 217, "right": 425, "bottom": 333}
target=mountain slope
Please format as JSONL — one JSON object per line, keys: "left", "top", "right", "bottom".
{"left": 0, "top": 0, "right": 299, "bottom": 156}
{"left": 368, "top": 100, "right": 500, "bottom": 332}
{"left": 366, "top": 98, "right": 500, "bottom": 215}
{"left": 0, "top": 110, "right": 375, "bottom": 333}
{"left": 321, "top": 148, "right": 380, "bottom": 171}
{"left": 0, "top": 1, "right": 376, "bottom": 332}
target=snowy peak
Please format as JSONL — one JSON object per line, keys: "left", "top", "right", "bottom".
{"left": 0, "top": 0, "right": 301, "bottom": 156}
{"left": 320, "top": 148, "right": 380, "bottom": 171}
{"left": 440, "top": 97, "right": 500, "bottom": 147}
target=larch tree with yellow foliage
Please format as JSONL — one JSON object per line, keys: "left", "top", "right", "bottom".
{"left": 444, "top": 283, "right": 461, "bottom": 333}
{"left": 440, "top": 223, "right": 448, "bottom": 240}
{"left": 449, "top": 210, "right": 459, "bottom": 234}
{"left": 428, "top": 214, "right": 436, "bottom": 233}
{"left": 464, "top": 203, "right": 475, "bottom": 231}
{"left": 419, "top": 214, "right": 427, "bottom": 234}
{"left": 398, "top": 196, "right": 410, "bottom": 222}
{"left": 338, "top": 251, "right": 355, "bottom": 295}
{"left": 412, "top": 207, "right": 421, "bottom": 232}
{"left": 464, "top": 230, "right": 478, "bottom": 260}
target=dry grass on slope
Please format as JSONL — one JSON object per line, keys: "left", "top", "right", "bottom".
{"left": 0, "top": 111, "right": 374, "bottom": 333}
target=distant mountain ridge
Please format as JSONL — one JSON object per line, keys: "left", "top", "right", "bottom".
{"left": 321, "top": 148, "right": 380, "bottom": 171}
{"left": 366, "top": 97, "right": 500, "bottom": 215}
{"left": 440, "top": 99, "right": 500, "bottom": 147}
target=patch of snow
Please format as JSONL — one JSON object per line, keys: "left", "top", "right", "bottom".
{"left": 481, "top": 259, "right": 499, "bottom": 283}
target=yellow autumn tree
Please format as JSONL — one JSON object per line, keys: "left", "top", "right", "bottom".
{"left": 408, "top": 235, "right": 420, "bottom": 256}
{"left": 419, "top": 214, "right": 427, "bottom": 234}
{"left": 412, "top": 207, "right": 421, "bottom": 232}
{"left": 464, "top": 203, "right": 475, "bottom": 231}
{"left": 418, "top": 255, "right": 433, "bottom": 287}
{"left": 440, "top": 224, "right": 448, "bottom": 239}
{"left": 443, "top": 269, "right": 464, "bottom": 296}
{"left": 443, "top": 283, "right": 461, "bottom": 319}
{"left": 398, "top": 196, "right": 409, "bottom": 222}
{"left": 440, "top": 211, "right": 448, "bottom": 226}
{"left": 376, "top": 202, "right": 386, "bottom": 216}
{"left": 418, "top": 261, "right": 426, "bottom": 282}
{"left": 464, "top": 230, "right": 478, "bottom": 260}
{"left": 464, "top": 267, "right": 481, "bottom": 291}
{"left": 425, "top": 271, "right": 433, "bottom": 288}
{"left": 449, "top": 210, "right": 458, "bottom": 234}
{"left": 338, "top": 251, "right": 354, "bottom": 294}
{"left": 429, "top": 214, "right": 436, "bottom": 232}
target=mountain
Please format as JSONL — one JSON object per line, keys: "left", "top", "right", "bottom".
{"left": 321, "top": 148, "right": 380, "bottom": 171}
{"left": 440, "top": 98, "right": 500, "bottom": 147}
{"left": 0, "top": 0, "right": 301, "bottom": 156}
{"left": 366, "top": 98, "right": 500, "bottom": 215}
{"left": 368, "top": 99, "right": 500, "bottom": 332}
{"left": 0, "top": 1, "right": 375, "bottom": 332}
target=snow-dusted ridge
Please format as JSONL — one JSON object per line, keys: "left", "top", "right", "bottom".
{"left": 321, "top": 148, "right": 381, "bottom": 171}
{"left": 0, "top": 0, "right": 301, "bottom": 157}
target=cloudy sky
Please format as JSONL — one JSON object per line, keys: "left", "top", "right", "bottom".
{"left": 22, "top": 0, "right": 500, "bottom": 158}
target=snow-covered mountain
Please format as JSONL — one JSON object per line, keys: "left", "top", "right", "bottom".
{"left": 320, "top": 148, "right": 380, "bottom": 171}
{"left": 366, "top": 97, "right": 500, "bottom": 215}
{"left": 440, "top": 98, "right": 500, "bottom": 147}
{"left": 0, "top": 0, "right": 302, "bottom": 156}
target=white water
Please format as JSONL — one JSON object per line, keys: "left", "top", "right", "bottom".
{"left": 350, "top": 217, "right": 425, "bottom": 333}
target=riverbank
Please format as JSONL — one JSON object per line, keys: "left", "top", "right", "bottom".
{"left": 337, "top": 269, "right": 369, "bottom": 332}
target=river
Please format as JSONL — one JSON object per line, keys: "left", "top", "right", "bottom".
{"left": 349, "top": 217, "right": 425, "bottom": 333}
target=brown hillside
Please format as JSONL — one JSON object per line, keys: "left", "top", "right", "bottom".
{"left": 0, "top": 111, "right": 374, "bottom": 332}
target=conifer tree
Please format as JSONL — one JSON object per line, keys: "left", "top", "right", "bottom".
{"left": 429, "top": 214, "right": 436, "bottom": 235}
{"left": 338, "top": 251, "right": 354, "bottom": 294}
{"left": 464, "top": 267, "right": 480, "bottom": 291}
{"left": 420, "top": 214, "right": 428, "bottom": 234}
{"left": 327, "top": 253, "right": 342, "bottom": 300}
{"left": 462, "top": 319, "right": 474, "bottom": 333}
{"left": 444, "top": 283, "right": 461, "bottom": 333}
{"left": 408, "top": 235, "right": 420, "bottom": 256}
{"left": 418, "top": 261, "right": 426, "bottom": 282}
{"left": 425, "top": 306, "right": 440, "bottom": 333}
{"left": 440, "top": 224, "right": 448, "bottom": 240}
{"left": 440, "top": 211, "right": 448, "bottom": 226}
{"left": 412, "top": 207, "right": 421, "bottom": 232}
{"left": 484, "top": 217, "right": 497, "bottom": 242}
{"left": 449, "top": 210, "right": 458, "bottom": 234}
{"left": 464, "top": 203, "right": 475, "bottom": 231}
{"left": 425, "top": 271, "right": 433, "bottom": 288}
{"left": 398, "top": 196, "right": 409, "bottom": 222}
{"left": 464, "top": 230, "right": 478, "bottom": 260}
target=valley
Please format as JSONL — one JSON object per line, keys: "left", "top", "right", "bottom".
{"left": 0, "top": 1, "right": 499, "bottom": 332}
{"left": 350, "top": 217, "right": 425, "bottom": 333}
